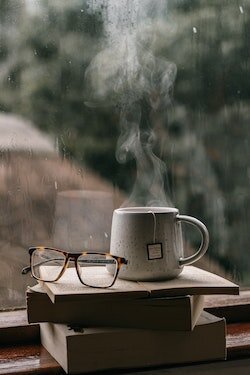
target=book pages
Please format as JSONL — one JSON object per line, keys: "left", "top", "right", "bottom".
{"left": 39, "top": 265, "right": 239, "bottom": 303}
{"left": 139, "top": 266, "right": 239, "bottom": 297}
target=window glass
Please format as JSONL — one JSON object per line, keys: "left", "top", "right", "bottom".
{"left": 0, "top": 0, "right": 249, "bottom": 309}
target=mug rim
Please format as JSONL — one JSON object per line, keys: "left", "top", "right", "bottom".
{"left": 115, "top": 207, "right": 179, "bottom": 214}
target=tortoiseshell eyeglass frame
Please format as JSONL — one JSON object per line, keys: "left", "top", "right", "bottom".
{"left": 22, "top": 246, "right": 128, "bottom": 288}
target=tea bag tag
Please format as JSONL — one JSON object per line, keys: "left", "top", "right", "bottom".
{"left": 147, "top": 243, "right": 163, "bottom": 260}
{"left": 147, "top": 210, "right": 163, "bottom": 260}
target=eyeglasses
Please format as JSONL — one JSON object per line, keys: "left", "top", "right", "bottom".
{"left": 22, "top": 246, "right": 127, "bottom": 288}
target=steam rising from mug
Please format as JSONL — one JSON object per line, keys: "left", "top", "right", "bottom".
{"left": 85, "top": 0, "right": 176, "bottom": 207}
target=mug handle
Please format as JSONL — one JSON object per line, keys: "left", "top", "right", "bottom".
{"left": 176, "top": 215, "right": 209, "bottom": 267}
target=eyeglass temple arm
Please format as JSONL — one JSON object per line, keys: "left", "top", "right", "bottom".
{"left": 21, "top": 265, "right": 31, "bottom": 275}
{"left": 21, "top": 257, "right": 64, "bottom": 275}
{"left": 78, "top": 259, "right": 116, "bottom": 264}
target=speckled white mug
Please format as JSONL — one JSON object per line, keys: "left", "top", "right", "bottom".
{"left": 110, "top": 207, "right": 209, "bottom": 281}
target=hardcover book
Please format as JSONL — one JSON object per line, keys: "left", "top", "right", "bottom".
{"left": 38, "top": 265, "right": 239, "bottom": 303}
{"left": 26, "top": 284, "right": 204, "bottom": 331}
{"left": 40, "top": 311, "right": 226, "bottom": 374}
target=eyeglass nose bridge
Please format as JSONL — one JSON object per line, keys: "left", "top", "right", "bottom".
{"left": 54, "top": 255, "right": 79, "bottom": 281}
{"left": 68, "top": 255, "right": 80, "bottom": 269}
{"left": 67, "top": 255, "right": 79, "bottom": 270}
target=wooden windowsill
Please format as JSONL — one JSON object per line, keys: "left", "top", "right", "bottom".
{"left": 204, "top": 290, "right": 250, "bottom": 323}
{"left": 1, "top": 293, "right": 250, "bottom": 374}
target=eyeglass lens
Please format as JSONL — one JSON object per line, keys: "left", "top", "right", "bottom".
{"left": 31, "top": 248, "right": 66, "bottom": 281}
{"left": 77, "top": 253, "right": 118, "bottom": 287}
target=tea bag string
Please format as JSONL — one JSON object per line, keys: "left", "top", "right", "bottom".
{"left": 147, "top": 210, "right": 156, "bottom": 243}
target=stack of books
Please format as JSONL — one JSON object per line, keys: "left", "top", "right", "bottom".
{"left": 25, "top": 266, "right": 239, "bottom": 374}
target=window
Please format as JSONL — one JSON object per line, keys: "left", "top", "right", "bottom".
{"left": 0, "top": 0, "right": 249, "bottom": 310}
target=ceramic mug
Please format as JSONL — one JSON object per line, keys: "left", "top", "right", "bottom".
{"left": 110, "top": 207, "right": 209, "bottom": 281}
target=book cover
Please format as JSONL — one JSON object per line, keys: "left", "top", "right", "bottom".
{"left": 39, "top": 265, "right": 239, "bottom": 303}
{"left": 27, "top": 284, "right": 204, "bottom": 331}
{"left": 40, "top": 311, "right": 226, "bottom": 374}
